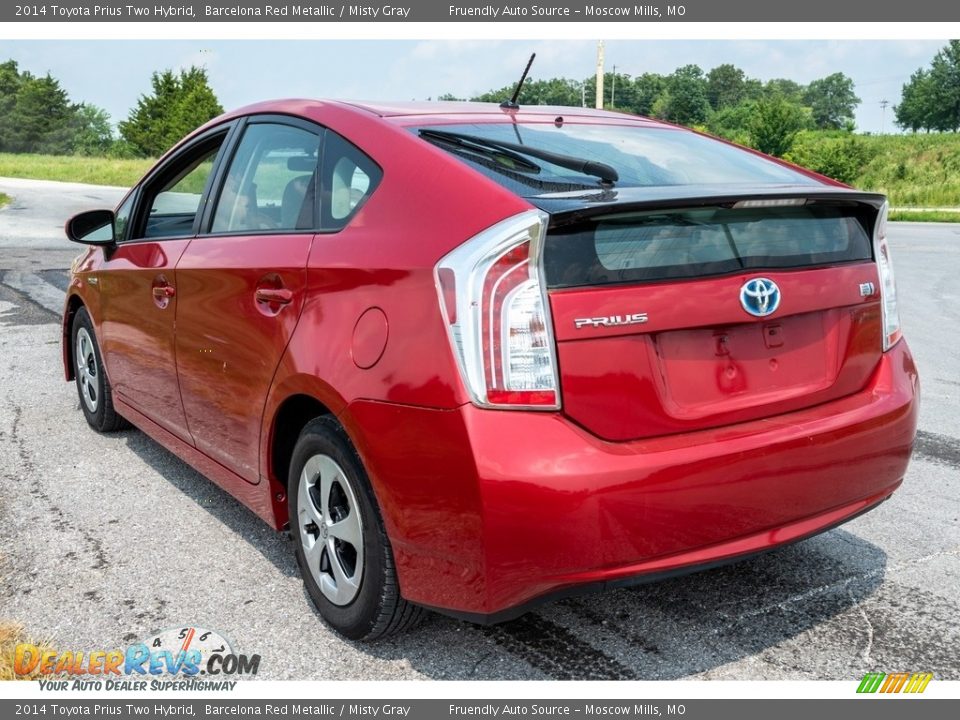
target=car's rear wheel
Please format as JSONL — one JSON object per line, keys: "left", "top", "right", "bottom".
{"left": 289, "top": 416, "right": 425, "bottom": 640}
{"left": 72, "top": 306, "right": 128, "bottom": 433}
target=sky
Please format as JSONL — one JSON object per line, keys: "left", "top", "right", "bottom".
{"left": 1, "top": 39, "right": 947, "bottom": 134}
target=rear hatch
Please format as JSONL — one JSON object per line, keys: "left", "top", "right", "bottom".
{"left": 535, "top": 188, "right": 885, "bottom": 441}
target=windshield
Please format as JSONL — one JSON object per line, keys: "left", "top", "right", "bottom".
{"left": 414, "top": 122, "right": 817, "bottom": 194}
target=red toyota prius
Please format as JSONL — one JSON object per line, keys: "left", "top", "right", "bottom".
{"left": 63, "top": 100, "right": 919, "bottom": 640}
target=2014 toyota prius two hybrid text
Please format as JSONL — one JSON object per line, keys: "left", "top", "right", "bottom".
{"left": 63, "top": 100, "right": 919, "bottom": 640}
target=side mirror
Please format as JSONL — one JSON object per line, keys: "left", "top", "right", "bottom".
{"left": 65, "top": 209, "right": 116, "bottom": 246}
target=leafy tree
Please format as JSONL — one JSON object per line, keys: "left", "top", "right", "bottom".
{"left": 4, "top": 72, "right": 75, "bottom": 153}
{"left": 70, "top": 103, "right": 114, "bottom": 155}
{"left": 804, "top": 72, "right": 860, "bottom": 130}
{"left": 472, "top": 77, "right": 582, "bottom": 106}
{"left": 532, "top": 77, "right": 584, "bottom": 106}
{"left": 631, "top": 73, "right": 666, "bottom": 116}
{"left": 742, "top": 78, "right": 765, "bottom": 102}
{"left": 748, "top": 95, "right": 811, "bottom": 157}
{"left": 926, "top": 40, "right": 960, "bottom": 132}
{"left": 120, "top": 66, "right": 223, "bottom": 157}
{"left": 705, "top": 101, "right": 756, "bottom": 145}
{"left": 706, "top": 64, "right": 747, "bottom": 110}
{"left": 605, "top": 71, "right": 636, "bottom": 110}
{"left": 896, "top": 40, "right": 960, "bottom": 132}
{"left": 0, "top": 60, "right": 23, "bottom": 149}
{"left": 763, "top": 78, "right": 806, "bottom": 103}
{"left": 895, "top": 68, "right": 935, "bottom": 132}
{"left": 785, "top": 130, "right": 874, "bottom": 184}
{"left": 653, "top": 64, "right": 711, "bottom": 126}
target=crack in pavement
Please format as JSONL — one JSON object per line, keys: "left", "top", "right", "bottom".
{"left": 6, "top": 400, "right": 110, "bottom": 573}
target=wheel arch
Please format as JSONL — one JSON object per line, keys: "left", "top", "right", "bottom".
{"left": 62, "top": 293, "right": 86, "bottom": 381}
{"left": 266, "top": 392, "right": 335, "bottom": 529}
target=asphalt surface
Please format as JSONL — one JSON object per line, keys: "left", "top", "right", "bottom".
{"left": 1, "top": 176, "right": 958, "bottom": 681}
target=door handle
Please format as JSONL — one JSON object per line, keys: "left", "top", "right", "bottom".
{"left": 255, "top": 287, "right": 293, "bottom": 305}
{"left": 152, "top": 285, "right": 175, "bottom": 299}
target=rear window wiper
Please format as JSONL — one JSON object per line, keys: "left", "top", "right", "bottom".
{"left": 419, "top": 128, "right": 619, "bottom": 187}
{"left": 419, "top": 129, "right": 542, "bottom": 175}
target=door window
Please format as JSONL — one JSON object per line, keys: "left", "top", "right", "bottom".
{"left": 134, "top": 134, "right": 227, "bottom": 240}
{"left": 211, "top": 123, "right": 321, "bottom": 234}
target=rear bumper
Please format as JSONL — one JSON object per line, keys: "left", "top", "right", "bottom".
{"left": 344, "top": 340, "right": 919, "bottom": 619}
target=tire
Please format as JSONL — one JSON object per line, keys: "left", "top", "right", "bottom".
{"left": 288, "top": 416, "right": 425, "bottom": 640}
{"left": 71, "top": 306, "right": 128, "bottom": 433}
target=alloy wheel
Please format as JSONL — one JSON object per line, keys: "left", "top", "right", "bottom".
{"left": 75, "top": 327, "right": 99, "bottom": 413}
{"left": 297, "top": 453, "right": 364, "bottom": 606}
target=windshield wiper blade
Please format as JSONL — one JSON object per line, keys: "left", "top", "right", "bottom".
{"left": 418, "top": 128, "right": 619, "bottom": 186}
{"left": 419, "top": 129, "right": 542, "bottom": 174}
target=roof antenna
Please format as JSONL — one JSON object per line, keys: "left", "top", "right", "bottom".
{"left": 500, "top": 53, "right": 536, "bottom": 110}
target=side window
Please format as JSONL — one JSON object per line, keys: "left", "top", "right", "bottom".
{"left": 321, "top": 131, "right": 382, "bottom": 231}
{"left": 211, "top": 123, "right": 320, "bottom": 234}
{"left": 113, "top": 194, "right": 134, "bottom": 242}
{"left": 135, "top": 136, "right": 226, "bottom": 240}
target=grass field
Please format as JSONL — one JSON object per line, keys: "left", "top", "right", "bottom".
{"left": 0, "top": 154, "right": 153, "bottom": 187}
{"left": 888, "top": 209, "right": 960, "bottom": 222}
{"left": 856, "top": 133, "right": 960, "bottom": 209}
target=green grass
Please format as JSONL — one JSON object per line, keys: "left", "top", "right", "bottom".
{"left": 854, "top": 133, "right": 960, "bottom": 208}
{"left": 0, "top": 153, "right": 154, "bottom": 187}
{"left": 0, "top": 192, "right": 10, "bottom": 208}
{"left": 888, "top": 209, "right": 960, "bottom": 222}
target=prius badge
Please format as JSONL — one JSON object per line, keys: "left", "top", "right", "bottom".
{"left": 574, "top": 313, "right": 648, "bottom": 330}
{"left": 740, "top": 277, "right": 781, "bottom": 317}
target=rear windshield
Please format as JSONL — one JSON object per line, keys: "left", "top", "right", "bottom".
{"left": 414, "top": 122, "right": 817, "bottom": 193}
{"left": 544, "top": 205, "right": 874, "bottom": 289}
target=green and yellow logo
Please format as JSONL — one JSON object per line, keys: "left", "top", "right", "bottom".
{"left": 857, "top": 672, "right": 933, "bottom": 694}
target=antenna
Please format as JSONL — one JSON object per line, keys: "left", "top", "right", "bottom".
{"left": 500, "top": 53, "right": 536, "bottom": 110}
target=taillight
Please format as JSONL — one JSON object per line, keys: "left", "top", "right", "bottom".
{"left": 874, "top": 202, "right": 901, "bottom": 351}
{"left": 435, "top": 210, "right": 560, "bottom": 409}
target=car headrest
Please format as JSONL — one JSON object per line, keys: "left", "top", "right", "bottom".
{"left": 288, "top": 156, "right": 317, "bottom": 172}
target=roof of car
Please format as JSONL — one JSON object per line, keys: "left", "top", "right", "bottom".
{"left": 216, "top": 98, "right": 673, "bottom": 129}
{"left": 336, "top": 100, "right": 663, "bottom": 123}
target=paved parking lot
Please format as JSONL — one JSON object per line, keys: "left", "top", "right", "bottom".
{"left": 1, "top": 178, "right": 958, "bottom": 680}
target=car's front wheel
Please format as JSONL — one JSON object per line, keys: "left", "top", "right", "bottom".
{"left": 288, "top": 416, "right": 424, "bottom": 640}
{"left": 71, "top": 306, "right": 128, "bottom": 433}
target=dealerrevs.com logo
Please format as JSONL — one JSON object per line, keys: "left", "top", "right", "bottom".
{"left": 857, "top": 672, "right": 933, "bottom": 694}
{"left": 15, "top": 626, "right": 260, "bottom": 691}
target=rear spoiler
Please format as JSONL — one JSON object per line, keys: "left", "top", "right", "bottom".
{"left": 529, "top": 185, "right": 887, "bottom": 229}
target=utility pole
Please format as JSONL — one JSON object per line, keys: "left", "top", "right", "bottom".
{"left": 611, "top": 64, "right": 617, "bottom": 108}
{"left": 595, "top": 41, "right": 605, "bottom": 110}
{"left": 880, "top": 99, "right": 889, "bottom": 135}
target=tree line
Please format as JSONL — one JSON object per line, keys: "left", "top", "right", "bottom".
{"left": 448, "top": 40, "right": 960, "bottom": 144}
{"left": 0, "top": 61, "right": 221, "bottom": 158}
{"left": 444, "top": 64, "right": 862, "bottom": 158}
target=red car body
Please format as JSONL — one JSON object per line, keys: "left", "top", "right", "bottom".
{"left": 63, "top": 100, "right": 919, "bottom": 623}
